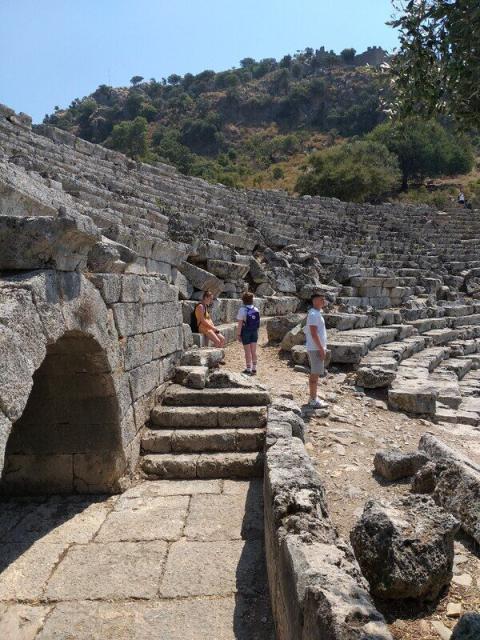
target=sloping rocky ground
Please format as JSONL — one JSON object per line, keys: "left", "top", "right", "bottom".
{"left": 224, "top": 328, "right": 480, "bottom": 640}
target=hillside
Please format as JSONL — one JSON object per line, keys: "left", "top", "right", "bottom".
{"left": 42, "top": 46, "right": 390, "bottom": 190}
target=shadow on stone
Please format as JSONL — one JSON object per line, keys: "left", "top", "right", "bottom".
{"left": 233, "top": 480, "right": 276, "bottom": 640}
{"left": 0, "top": 493, "right": 111, "bottom": 590}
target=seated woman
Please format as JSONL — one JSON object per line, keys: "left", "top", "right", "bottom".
{"left": 194, "top": 290, "right": 226, "bottom": 348}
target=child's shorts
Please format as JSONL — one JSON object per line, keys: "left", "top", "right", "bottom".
{"left": 307, "top": 350, "right": 325, "bottom": 376}
{"left": 241, "top": 328, "right": 258, "bottom": 345}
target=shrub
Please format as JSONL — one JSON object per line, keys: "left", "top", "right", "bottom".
{"left": 108, "top": 116, "right": 148, "bottom": 159}
{"left": 368, "top": 119, "right": 474, "bottom": 188}
{"left": 295, "top": 140, "right": 401, "bottom": 203}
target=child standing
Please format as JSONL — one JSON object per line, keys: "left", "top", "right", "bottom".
{"left": 236, "top": 291, "right": 260, "bottom": 375}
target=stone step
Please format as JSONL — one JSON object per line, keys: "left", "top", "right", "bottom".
{"left": 141, "top": 451, "right": 264, "bottom": 479}
{"left": 180, "top": 348, "right": 224, "bottom": 368}
{"left": 162, "top": 384, "right": 270, "bottom": 407}
{"left": 436, "top": 357, "right": 473, "bottom": 380}
{"left": 434, "top": 404, "right": 480, "bottom": 426}
{"left": 150, "top": 405, "right": 267, "bottom": 429}
{"left": 423, "top": 328, "right": 464, "bottom": 346}
{"left": 141, "top": 427, "right": 264, "bottom": 453}
{"left": 174, "top": 365, "right": 208, "bottom": 389}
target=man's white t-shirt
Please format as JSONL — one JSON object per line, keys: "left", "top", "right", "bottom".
{"left": 304, "top": 308, "right": 327, "bottom": 351}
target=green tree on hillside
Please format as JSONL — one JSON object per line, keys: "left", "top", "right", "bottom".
{"left": 368, "top": 119, "right": 474, "bottom": 189}
{"left": 295, "top": 140, "right": 401, "bottom": 203}
{"left": 108, "top": 116, "right": 148, "bottom": 158}
{"left": 130, "top": 75, "right": 144, "bottom": 86}
{"left": 341, "top": 48, "right": 356, "bottom": 64}
{"left": 390, "top": 0, "right": 480, "bottom": 128}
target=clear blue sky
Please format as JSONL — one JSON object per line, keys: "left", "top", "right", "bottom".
{"left": 0, "top": 0, "right": 399, "bottom": 123}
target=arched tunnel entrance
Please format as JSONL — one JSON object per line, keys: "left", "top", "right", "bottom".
{"left": 1, "top": 331, "right": 126, "bottom": 495}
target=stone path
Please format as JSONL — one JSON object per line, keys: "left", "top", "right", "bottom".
{"left": 0, "top": 479, "right": 275, "bottom": 640}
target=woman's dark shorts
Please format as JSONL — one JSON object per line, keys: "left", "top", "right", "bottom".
{"left": 241, "top": 328, "right": 258, "bottom": 345}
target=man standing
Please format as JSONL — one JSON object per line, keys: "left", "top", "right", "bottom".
{"left": 305, "top": 292, "right": 328, "bottom": 408}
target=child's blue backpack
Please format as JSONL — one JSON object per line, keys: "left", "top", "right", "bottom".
{"left": 245, "top": 306, "right": 260, "bottom": 330}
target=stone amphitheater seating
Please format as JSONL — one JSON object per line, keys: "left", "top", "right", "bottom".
{"left": 2, "top": 102, "right": 480, "bottom": 485}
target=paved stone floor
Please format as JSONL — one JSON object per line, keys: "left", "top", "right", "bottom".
{"left": 0, "top": 479, "right": 275, "bottom": 639}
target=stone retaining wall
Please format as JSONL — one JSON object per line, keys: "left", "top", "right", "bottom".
{"left": 0, "top": 269, "right": 186, "bottom": 494}
{"left": 264, "top": 399, "right": 392, "bottom": 640}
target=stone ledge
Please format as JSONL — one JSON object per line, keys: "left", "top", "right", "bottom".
{"left": 264, "top": 400, "right": 392, "bottom": 640}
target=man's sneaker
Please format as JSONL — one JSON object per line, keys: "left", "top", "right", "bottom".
{"left": 251, "top": 369, "right": 257, "bottom": 376}
{"left": 308, "top": 398, "right": 328, "bottom": 409}
{"left": 242, "top": 369, "right": 252, "bottom": 375}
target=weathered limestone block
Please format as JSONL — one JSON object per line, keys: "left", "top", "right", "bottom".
{"left": 189, "top": 240, "right": 233, "bottom": 263}
{"left": 298, "top": 283, "right": 339, "bottom": 301}
{"left": 206, "top": 259, "right": 249, "bottom": 281}
{"left": 152, "top": 326, "right": 184, "bottom": 359}
{"left": 0, "top": 102, "right": 32, "bottom": 127}
{"left": 124, "top": 333, "right": 154, "bottom": 371}
{"left": 0, "top": 212, "right": 99, "bottom": 271}
{"left": 419, "top": 435, "right": 480, "bottom": 544}
{"left": 328, "top": 341, "right": 366, "bottom": 364}
{"left": 373, "top": 449, "right": 430, "bottom": 481}
{"left": 265, "top": 422, "right": 392, "bottom": 639}
{"left": 388, "top": 385, "right": 437, "bottom": 415}
{"left": 180, "top": 347, "right": 224, "bottom": 368}
{"left": 248, "top": 257, "right": 268, "bottom": 283}
{"left": 255, "top": 282, "right": 275, "bottom": 297}
{"left": 207, "top": 369, "right": 263, "bottom": 389}
{"left": 271, "top": 267, "right": 296, "bottom": 294}
{"left": 350, "top": 495, "right": 459, "bottom": 601}
{"left": 178, "top": 261, "right": 223, "bottom": 296}
{"left": 266, "top": 313, "right": 305, "bottom": 343}
{"left": 174, "top": 366, "right": 208, "bottom": 389}
{"left": 290, "top": 345, "right": 310, "bottom": 367}
{"left": 150, "top": 240, "right": 190, "bottom": 266}
{"left": 356, "top": 366, "right": 396, "bottom": 389}
{"left": 163, "top": 385, "right": 270, "bottom": 407}
{"left": 171, "top": 267, "right": 193, "bottom": 300}
{"left": 140, "top": 276, "right": 178, "bottom": 304}
{"left": 88, "top": 273, "right": 122, "bottom": 303}
{"left": 129, "top": 360, "right": 162, "bottom": 402}
{"left": 142, "top": 302, "right": 183, "bottom": 333}
{"left": 87, "top": 237, "right": 137, "bottom": 273}
{"left": 280, "top": 324, "right": 307, "bottom": 352}
{"left": 411, "top": 461, "right": 438, "bottom": 494}
{"left": 262, "top": 296, "right": 299, "bottom": 317}
{"left": 112, "top": 303, "right": 143, "bottom": 337}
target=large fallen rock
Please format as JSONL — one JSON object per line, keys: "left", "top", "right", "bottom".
{"left": 178, "top": 261, "right": 223, "bottom": 296}
{"left": 266, "top": 313, "right": 305, "bottom": 343}
{"left": 350, "top": 495, "right": 459, "bottom": 601}
{"left": 411, "top": 461, "right": 438, "bottom": 494}
{"left": 374, "top": 449, "right": 430, "bottom": 481}
{"left": 206, "top": 259, "right": 249, "bottom": 281}
{"left": 419, "top": 434, "right": 480, "bottom": 544}
{"left": 356, "top": 366, "right": 396, "bottom": 389}
{"left": 280, "top": 323, "right": 306, "bottom": 351}
{"left": 451, "top": 612, "right": 480, "bottom": 639}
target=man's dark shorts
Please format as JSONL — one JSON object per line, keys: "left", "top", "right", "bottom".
{"left": 241, "top": 328, "right": 258, "bottom": 345}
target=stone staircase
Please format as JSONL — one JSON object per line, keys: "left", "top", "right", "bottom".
{"left": 140, "top": 348, "right": 269, "bottom": 479}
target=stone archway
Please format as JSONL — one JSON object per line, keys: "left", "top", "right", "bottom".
{"left": 0, "top": 270, "right": 133, "bottom": 495}
{"left": 1, "top": 331, "right": 125, "bottom": 494}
